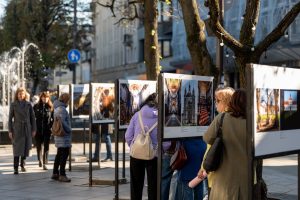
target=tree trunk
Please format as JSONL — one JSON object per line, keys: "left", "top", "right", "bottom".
{"left": 235, "top": 53, "right": 260, "bottom": 88}
{"left": 144, "top": 0, "right": 159, "bottom": 80}
{"left": 179, "top": 0, "right": 213, "bottom": 76}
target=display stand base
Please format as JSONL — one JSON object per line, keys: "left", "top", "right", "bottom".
{"left": 92, "top": 178, "right": 128, "bottom": 186}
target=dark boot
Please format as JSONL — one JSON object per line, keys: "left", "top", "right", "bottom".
{"left": 13, "top": 156, "right": 19, "bottom": 174}
{"left": 44, "top": 152, "right": 49, "bottom": 164}
{"left": 21, "top": 157, "right": 26, "bottom": 172}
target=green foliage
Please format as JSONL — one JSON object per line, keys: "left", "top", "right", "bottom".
{"left": 0, "top": 0, "right": 74, "bottom": 91}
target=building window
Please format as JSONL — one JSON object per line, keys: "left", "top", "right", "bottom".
{"left": 163, "top": 40, "right": 171, "bottom": 57}
{"left": 158, "top": 40, "right": 172, "bottom": 58}
{"left": 158, "top": 2, "right": 171, "bottom": 22}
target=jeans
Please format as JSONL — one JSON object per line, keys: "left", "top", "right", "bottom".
{"left": 161, "top": 153, "right": 174, "bottom": 200}
{"left": 94, "top": 132, "right": 112, "bottom": 159}
{"left": 175, "top": 178, "right": 207, "bottom": 200}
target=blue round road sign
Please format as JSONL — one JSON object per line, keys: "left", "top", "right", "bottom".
{"left": 68, "top": 49, "right": 81, "bottom": 63}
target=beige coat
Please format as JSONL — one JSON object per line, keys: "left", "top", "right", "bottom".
{"left": 204, "top": 112, "right": 248, "bottom": 200}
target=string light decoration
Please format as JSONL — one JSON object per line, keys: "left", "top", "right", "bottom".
{"left": 225, "top": 49, "right": 229, "bottom": 58}
{"left": 284, "top": 31, "right": 289, "bottom": 39}
{"left": 220, "top": 33, "right": 224, "bottom": 47}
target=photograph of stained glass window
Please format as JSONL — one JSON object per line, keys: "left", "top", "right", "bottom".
{"left": 197, "top": 81, "right": 213, "bottom": 126}
{"left": 164, "top": 78, "right": 182, "bottom": 127}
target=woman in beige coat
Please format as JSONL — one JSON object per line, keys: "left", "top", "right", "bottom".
{"left": 203, "top": 89, "right": 248, "bottom": 200}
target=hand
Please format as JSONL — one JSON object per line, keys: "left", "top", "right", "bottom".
{"left": 8, "top": 132, "right": 13, "bottom": 140}
{"left": 197, "top": 169, "right": 207, "bottom": 179}
{"left": 32, "top": 131, "right": 36, "bottom": 138}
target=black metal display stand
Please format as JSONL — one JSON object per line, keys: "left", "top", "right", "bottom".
{"left": 114, "top": 79, "right": 129, "bottom": 200}
{"left": 246, "top": 64, "right": 300, "bottom": 199}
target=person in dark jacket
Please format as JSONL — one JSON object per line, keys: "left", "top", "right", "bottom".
{"left": 51, "top": 93, "right": 72, "bottom": 182}
{"left": 33, "top": 91, "right": 54, "bottom": 170}
{"left": 8, "top": 87, "right": 37, "bottom": 174}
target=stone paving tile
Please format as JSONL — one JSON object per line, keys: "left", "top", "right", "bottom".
{"left": 1, "top": 143, "right": 298, "bottom": 199}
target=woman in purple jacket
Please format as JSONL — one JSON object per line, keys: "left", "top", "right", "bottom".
{"left": 125, "top": 93, "right": 158, "bottom": 200}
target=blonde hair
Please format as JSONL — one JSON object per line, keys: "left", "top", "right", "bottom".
{"left": 14, "top": 87, "right": 28, "bottom": 101}
{"left": 59, "top": 93, "right": 70, "bottom": 104}
{"left": 215, "top": 87, "right": 235, "bottom": 109}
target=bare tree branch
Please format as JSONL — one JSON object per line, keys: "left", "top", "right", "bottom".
{"left": 255, "top": 2, "right": 300, "bottom": 56}
{"left": 240, "top": 0, "right": 260, "bottom": 45}
{"left": 207, "top": 0, "right": 244, "bottom": 53}
{"left": 114, "top": 3, "right": 139, "bottom": 24}
{"left": 95, "top": 0, "right": 117, "bottom": 17}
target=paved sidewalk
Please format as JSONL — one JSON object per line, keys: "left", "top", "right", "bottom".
{"left": 0, "top": 142, "right": 298, "bottom": 200}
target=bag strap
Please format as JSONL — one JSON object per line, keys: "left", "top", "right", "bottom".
{"left": 138, "top": 111, "right": 145, "bottom": 134}
{"left": 138, "top": 111, "right": 158, "bottom": 135}
{"left": 146, "top": 122, "right": 158, "bottom": 134}
{"left": 217, "top": 113, "right": 226, "bottom": 137}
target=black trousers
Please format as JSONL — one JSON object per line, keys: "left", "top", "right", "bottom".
{"left": 53, "top": 147, "right": 70, "bottom": 176}
{"left": 130, "top": 156, "right": 157, "bottom": 200}
{"left": 35, "top": 133, "right": 50, "bottom": 164}
{"left": 14, "top": 156, "right": 26, "bottom": 169}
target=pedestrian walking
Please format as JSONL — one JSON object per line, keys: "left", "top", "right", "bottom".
{"left": 8, "top": 87, "right": 36, "bottom": 174}
{"left": 33, "top": 91, "right": 54, "bottom": 170}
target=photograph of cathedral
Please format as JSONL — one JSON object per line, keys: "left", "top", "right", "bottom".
{"left": 181, "top": 80, "right": 197, "bottom": 126}
{"left": 71, "top": 84, "right": 90, "bottom": 118}
{"left": 119, "top": 80, "right": 157, "bottom": 129}
{"left": 91, "top": 83, "right": 115, "bottom": 123}
{"left": 197, "top": 81, "right": 213, "bottom": 126}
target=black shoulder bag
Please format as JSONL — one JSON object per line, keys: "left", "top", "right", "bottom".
{"left": 203, "top": 113, "right": 225, "bottom": 172}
